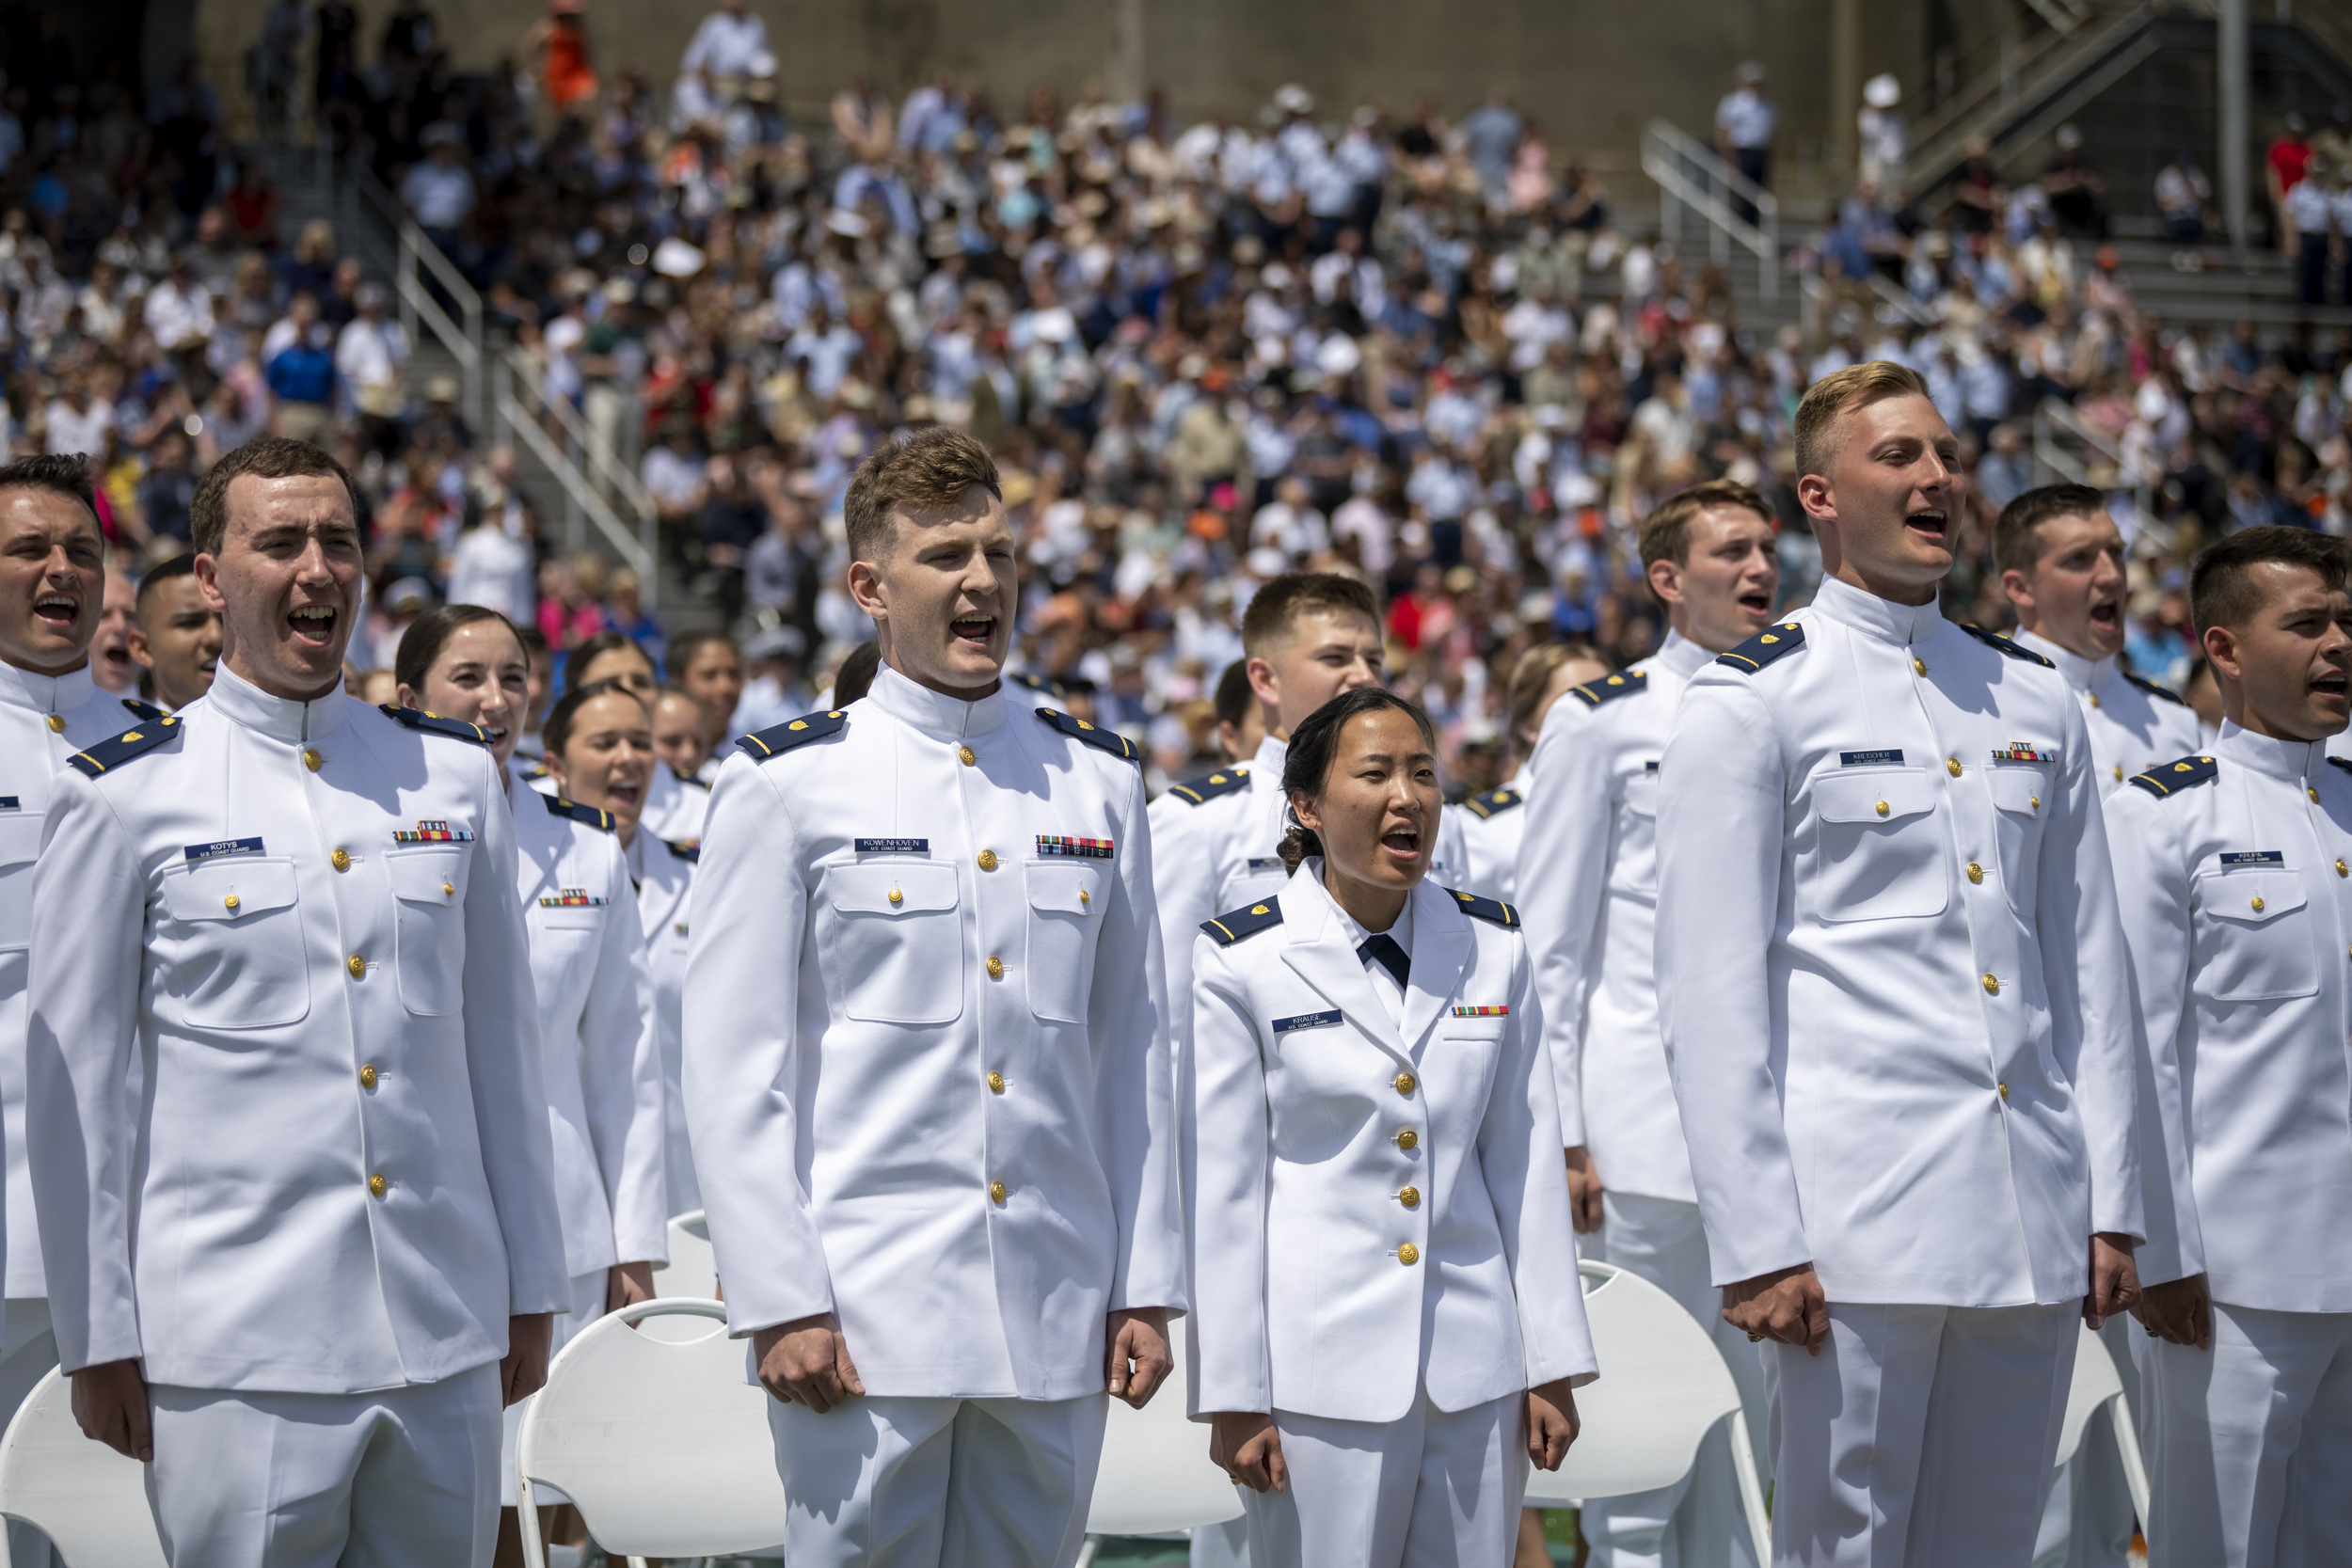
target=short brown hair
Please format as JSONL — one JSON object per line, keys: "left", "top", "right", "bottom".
{"left": 842, "top": 427, "right": 1003, "bottom": 564}
{"left": 1793, "top": 361, "right": 1934, "bottom": 479}
{"left": 189, "top": 436, "right": 359, "bottom": 557}
{"left": 0, "top": 454, "right": 100, "bottom": 531}
{"left": 2189, "top": 525, "right": 2351, "bottom": 635}
{"left": 1992, "top": 483, "right": 2108, "bottom": 577}
{"left": 1637, "top": 479, "right": 1773, "bottom": 570}
{"left": 1239, "top": 572, "right": 1380, "bottom": 657}
{"left": 1506, "top": 641, "right": 1609, "bottom": 743}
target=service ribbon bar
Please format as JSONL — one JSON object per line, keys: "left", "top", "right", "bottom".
{"left": 1451, "top": 1005, "right": 1509, "bottom": 1018}
{"left": 539, "top": 889, "right": 606, "bottom": 907}
{"left": 1991, "top": 743, "right": 2051, "bottom": 764}
{"left": 393, "top": 820, "right": 475, "bottom": 844}
{"left": 1037, "top": 835, "right": 1115, "bottom": 858}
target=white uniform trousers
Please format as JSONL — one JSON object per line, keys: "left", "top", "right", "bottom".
{"left": 1579, "top": 1192, "right": 1766, "bottom": 1568}
{"left": 145, "top": 1363, "right": 502, "bottom": 1567}
{"left": 1767, "top": 1301, "right": 2077, "bottom": 1568}
{"left": 1242, "top": 1386, "right": 1525, "bottom": 1568}
{"left": 500, "top": 1269, "right": 608, "bottom": 1507}
{"left": 1191, "top": 1516, "right": 1252, "bottom": 1567}
{"left": 767, "top": 1391, "right": 1108, "bottom": 1567}
{"left": 2031, "top": 1315, "right": 2140, "bottom": 1568}
{"left": 2140, "top": 1301, "right": 2352, "bottom": 1568}
{"left": 0, "top": 1298, "right": 56, "bottom": 1568}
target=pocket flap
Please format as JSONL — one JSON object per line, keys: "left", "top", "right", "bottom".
{"left": 1025, "top": 860, "right": 1102, "bottom": 916}
{"left": 164, "top": 858, "right": 300, "bottom": 923}
{"left": 1816, "top": 769, "right": 1937, "bottom": 824}
{"left": 1988, "top": 768, "right": 2049, "bottom": 816}
{"left": 0, "top": 813, "right": 40, "bottom": 869}
{"left": 828, "top": 859, "right": 959, "bottom": 916}
{"left": 2201, "top": 871, "right": 2308, "bottom": 925}
{"left": 388, "top": 847, "right": 470, "bottom": 905}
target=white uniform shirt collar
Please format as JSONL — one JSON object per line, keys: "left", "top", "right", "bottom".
{"left": 2011, "top": 627, "right": 2114, "bottom": 694}
{"left": 1314, "top": 861, "right": 1417, "bottom": 1030}
{"left": 0, "top": 657, "right": 98, "bottom": 718}
{"left": 2214, "top": 719, "right": 2325, "bottom": 786}
{"left": 866, "top": 660, "right": 1006, "bottom": 741}
{"left": 1809, "top": 573, "right": 1946, "bottom": 647}
{"left": 205, "top": 661, "right": 349, "bottom": 743}
{"left": 1650, "top": 628, "right": 1714, "bottom": 681}
{"left": 1250, "top": 733, "right": 1288, "bottom": 794}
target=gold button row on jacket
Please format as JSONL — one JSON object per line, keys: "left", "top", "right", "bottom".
{"left": 1946, "top": 757, "right": 1962, "bottom": 777}
{"left": 986, "top": 1070, "right": 1005, "bottom": 1094}
{"left": 1966, "top": 863, "right": 1983, "bottom": 884}
{"left": 359, "top": 1064, "right": 378, "bottom": 1090}
{"left": 1396, "top": 1243, "right": 1420, "bottom": 1267}
{"left": 303, "top": 749, "right": 323, "bottom": 771}
{"left": 368, "top": 1173, "right": 387, "bottom": 1198}
{"left": 989, "top": 1180, "right": 1007, "bottom": 1204}
{"left": 347, "top": 953, "right": 366, "bottom": 979}
{"left": 985, "top": 956, "right": 1005, "bottom": 979}
{"left": 1394, "top": 1129, "right": 1418, "bottom": 1150}
{"left": 958, "top": 745, "right": 977, "bottom": 766}
{"left": 977, "top": 849, "right": 998, "bottom": 871}
{"left": 1398, "top": 1186, "right": 1421, "bottom": 1210}
{"left": 331, "top": 848, "right": 351, "bottom": 872}
{"left": 1393, "top": 1071, "right": 1416, "bottom": 1097}
{"left": 1981, "top": 974, "right": 2000, "bottom": 996}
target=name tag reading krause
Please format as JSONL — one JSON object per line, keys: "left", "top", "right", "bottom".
{"left": 2219, "top": 850, "right": 2285, "bottom": 867}
{"left": 1272, "top": 1010, "right": 1343, "bottom": 1034}
{"left": 392, "top": 820, "right": 473, "bottom": 844}
{"left": 1037, "top": 835, "right": 1114, "bottom": 858}
{"left": 1451, "top": 1005, "right": 1510, "bottom": 1018}
{"left": 1839, "top": 749, "right": 1905, "bottom": 767}
{"left": 853, "top": 837, "right": 930, "bottom": 854}
{"left": 1992, "top": 742, "right": 2055, "bottom": 765}
{"left": 183, "top": 837, "right": 264, "bottom": 864}
{"left": 539, "top": 888, "right": 607, "bottom": 907}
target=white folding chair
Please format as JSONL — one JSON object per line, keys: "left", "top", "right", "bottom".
{"left": 2058, "top": 1321, "right": 2153, "bottom": 1530}
{"left": 516, "top": 1298, "right": 789, "bottom": 1568}
{"left": 655, "top": 1209, "right": 718, "bottom": 1300}
{"left": 0, "top": 1366, "right": 166, "bottom": 1567}
{"left": 1079, "top": 1327, "right": 1242, "bottom": 1560}
{"left": 1523, "top": 1259, "right": 1772, "bottom": 1566}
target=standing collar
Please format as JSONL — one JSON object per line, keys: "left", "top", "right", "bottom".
{"left": 1318, "top": 860, "right": 1419, "bottom": 947}
{"left": 203, "top": 661, "right": 350, "bottom": 743}
{"left": 1649, "top": 628, "right": 1715, "bottom": 680}
{"left": 2011, "top": 627, "right": 2114, "bottom": 694}
{"left": 0, "top": 658, "right": 98, "bottom": 718}
{"left": 1809, "top": 573, "right": 1947, "bottom": 647}
{"left": 866, "top": 660, "right": 1006, "bottom": 741}
{"left": 2214, "top": 719, "right": 2327, "bottom": 785}
{"left": 1250, "top": 733, "right": 1289, "bottom": 794}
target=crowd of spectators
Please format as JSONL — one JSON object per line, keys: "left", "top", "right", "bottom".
{"left": 8, "top": 17, "right": 2352, "bottom": 794}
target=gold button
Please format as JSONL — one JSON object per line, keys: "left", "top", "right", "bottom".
{"left": 987, "top": 1070, "right": 1005, "bottom": 1094}
{"left": 1875, "top": 800, "right": 1890, "bottom": 817}
{"left": 1397, "top": 1243, "right": 1420, "bottom": 1266}
{"left": 2029, "top": 796, "right": 2041, "bottom": 811}
{"left": 1398, "top": 1186, "right": 1421, "bottom": 1210}
{"left": 888, "top": 887, "right": 903, "bottom": 905}
{"left": 2089, "top": 692, "right": 2102, "bottom": 709}
{"left": 331, "top": 848, "right": 351, "bottom": 872}
{"left": 223, "top": 893, "right": 241, "bottom": 911}
{"left": 989, "top": 1180, "right": 1007, "bottom": 1204}
{"left": 1966, "top": 863, "right": 1983, "bottom": 884}
{"left": 368, "top": 1173, "right": 387, "bottom": 1198}
{"left": 1393, "top": 1071, "right": 1416, "bottom": 1097}
{"left": 1912, "top": 657, "right": 1926, "bottom": 675}
{"left": 359, "top": 1064, "right": 378, "bottom": 1090}
{"left": 441, "top": 880, "right": 454, "bottom": 896}
{"left": 977, "top": 849, "right": 998, "bottom": 871}
{"left": 1079, "top": 889, "right": 1090, "bottom": 906}
{"left": 1946, "top": 757, "right": 1962, "bottom": 777}
{"left": 2312, "top": 787, "right": 2323, "bottom": 803}
{"left": 986, "top": 956, "right": 1005, "bottom": 979}
{"left": 1395, "top": 1129, "right": 1418, "bottom": 1150}
{"left": 45, "top": 714, "right": 63, "bottom": 734}
{"left": 347, "top": 953, "right": 366, "bottom": 979}
{"left": 2113, "top": 765, "right": 2123, "bottom": 782}
{"left": 1981, "top": 974, "right": 2000, "bottom": 996}
{"left": 958, "top": 746, "right": 977, "bottom": 767}
{"left": 1998, "top": 1082, "right": 2010, "bottom": 1101}
{"left": 302, "top": 749, "right": 323, "bottom": 771}
{"left": 2338, "top": 860, "right": 2347, "bottom": 878}
{"left": 2252, "top": 895, "right": 2266, "bottom": 912}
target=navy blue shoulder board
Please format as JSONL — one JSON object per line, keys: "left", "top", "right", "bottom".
{"left": 664, "top": 838, "right": 701, "bottom": 863}
{"left": 68, "top": 713, "right": 184, "bottom": 778}
{"left": 544, "top": 794, "right": 615, "bottom": 832}
{"left": 737, "top": 709, "right": 848, "bottom": 760}
{"left": 1463, "top": 786, "right": 1523, "bottom": 820}
{"left": 670, "top": 764, "right": 711, "bottom": 791}
{"left": 1037, "top": 706, "right": 1140, "bottom": 764}
{"left": 380, "top": 704, "right": 493, "bottom": 744}
{"left": 1202, "top": 896, "right": 1283, "bottom": 945}
{"left": 1011, "top": 671, "right": 1067, "bottom": 700}
{"left": 119, "top": 697, "right": 165, "bottom": 722}
{"left": 2124, "top": 672, "right": 2189, "bottom": 707}
{"left": 2128, "top": 753, "right": 2217, "bottom": 798}
{"left": 1166, "top": 768, "right": 1250, "bottom": 806}
{"left": 2329, "top": 756, "right": 2352, "bottom": 776}
{"left": 1445, "top": 888, "right": 1521, "bottom": 929}
{"left": 1716, "top": 622, "right": 1805, "bottom": 674}
{"left": 1962, "top": 624, "right": 2056, "bottom": 668}
{"left": 1569, "top": 670, "right": 1647, "bottom": 708}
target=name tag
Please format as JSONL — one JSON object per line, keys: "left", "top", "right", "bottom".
{"left": 1992, "top": 742, "right": 2054, "bottom": 765}
{"left": 183, "top": 837, "right": 263, "bottom": 864}
{"left": 1037, "top": 835, "right": 1114, "bottom": 858}
{"left": 1644, "top": 759, "right": 1660, "bottom": 773}
{"left": 392, "top": 821, "right": 473, "bottom": 844}
{"left": 1247, "top": 856, "right": 1284, "bottom": 872}
{"left": 1451, "top": 1004, "right": 1509, "bottom": 1018}
{"left": 539, "top": 888, "right": 607, "bottom": 907}
{"left": 1273, "top": 1009, "right": 1343, "bottom": 1034}
{"left": 2219, "top": 850, "right": 2284, "bottom": 867}
{"left": 0, "top": 796, "right": 18, "bottom": 810}
{"left": 854, "top": 837, "right": 930, "bottom": 854}
{"left": 1840, "top": 749, "right": 1904, "bottom": 767}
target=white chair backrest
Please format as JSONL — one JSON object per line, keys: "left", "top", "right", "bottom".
{"left": 658, "top": 1210, "right": 717, "bottom": 1300}
{"left": 0, "top": 1367, "right": 167, "bottom": 1568}
{"left": 1085, "top": 1328, "right": 1243, "bottom": 1535}
{"left": 1524, "top": 1260, "right": 1746, "bottom": 1506}
{"left": 2055, "top": 1322, "right": 2125, "bottom": 1469}
{"left": 516, "top": 1299, "right": 789, "bottom": 1560}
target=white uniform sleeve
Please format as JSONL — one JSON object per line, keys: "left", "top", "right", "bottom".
{"left": 682, "top": 754, "right": 832, "bottom": 1336}
{"left": 583, "top": 831, "right": 669, "bottom": 1268}
{"left": 1186, "top": 934, "right": 1270, "bottom": 1417}
{"left": 1149, "top": 798, "right": 1214, "bottom": 1062}
{"left": 1094, "top": 767, "right": 1185, "bottom": 1315}
{"left": 1435, "top": 805, "right": 1470, "bottom": 897}
{"left": 2102, "top": 787, "right": 2205, "bottom": 1286}
{"left": 1655, "top": 676, "right": 1812, "bottom": 1284}
{"left": 1514, "top": 702, "right": 1611, "bottom": 1148}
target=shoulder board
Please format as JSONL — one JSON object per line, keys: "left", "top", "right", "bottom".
{"left": 67, "top": 713, "right": 183, "bottom": 778}
{"left": 671, "top": 764, "right": 712, "bottom": 791}
{"left": 119, "top": 697, "right": 165, "bottom": 722}
{"left": 1962, "top": 624, "right": 2056, "bottom": 668}
{"left": 1445, "top": 887, "right": 1521, "bottom": 929}
{"left": 1569, "top": 669, "right": 1647, "bottom": 707}
{"left": 1036, "top": 706, "right": 1140, "bottom": 765}
{"left": 2329, "top": 756, "right": 2352, "bottom": 776}
{"left": 1716, "top": 621, "right": 1805, "bottom": 673}
{"left": 1463, "top": 786, "right": 1523, "bottom": 820}
{"left": 2122, "top": 672, "right": 2189, "bottom": 708}
{"left": 664, "top": 838, "right": 701, "bottom": 863}
{"left": 736, "top": 708, "right": 848, "bottom": 760}
{"left": 2127, "top": 752, "right": 2217, "bottom": 799}
{"left": 1011, "top": 671, "right": 1067, "bottom": 700}
{"left": 520, "top": 763, "right": 551, "bottom": 782}
{"left": 1165, "top": 767, "right": 1251, "bottom": 806}
{"left": 543, "top": 793, "right": 615, "bottom": 832}
{"left": 1201, "top": 896, "right": 1283, "bottom": 946}
{"left": 379, "top": 704, "right": 494, "bottom": 744}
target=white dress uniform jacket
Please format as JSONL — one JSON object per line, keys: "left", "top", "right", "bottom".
{"left": 24, "top": 667, "right": 570, "bottom": 1389}
{"left": 2013, "top": 629, "right": 2202, "bottom": 795}
{"left": 1454, "top": 769, "right": 1528, "bottom": 904}
{"left": 1656, "top": 577, "right": 2144, "bottom": 1305}
{"left": 1517, "top": 631, "right": 1713, "bottom": 1201}
{"left": 683, "top": 665, "right": 1185, "bottom": 1397}
{"left": 1188, "top": 867, "right": 1597, "bottom": 1423}
{"left": 0, "top": 661, "right": 135, "bottom": 1299}
{"left": 630, "top": 826, "right": 699, "bottom": 1214}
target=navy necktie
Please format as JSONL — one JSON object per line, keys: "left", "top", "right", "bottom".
{"left": 1358, "top": 932, "right": 1410, "bottom": 990}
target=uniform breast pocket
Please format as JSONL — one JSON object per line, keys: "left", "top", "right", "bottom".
{"left": 822, "top": 861, "right": 962, "bottom": 1025}
{"left": 0, "top": 812, "right": 40, "bottom": 956}
{"left": 1434, "top": 1025, "right": 1505, "bottom": 1100}
{"left": 1809, "top": 768, "right": 1949, "bottom": 922}
{"left": 529, "top": 906, "right": 603, "bottom": 997}
{"left": 1988, "top": 767, "right": 2049, "bottom": 918}
{"left": 388, "top": 847, "right": 472, "bottom": 1017}
{"left": 160, "top": 858, "right": 310, "bottom": 1029}
{"left": 1025, "top": 860, "right": 1106, "bottom": 1023}
{"left": 2193, "top": 870, "right": 2318, "bottom": 1002}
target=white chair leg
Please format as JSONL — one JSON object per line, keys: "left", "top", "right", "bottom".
{"left": 1073, "top": 1536, "right": 1100, "bottom": 1568}
{"left": 1725, "top": 1407, "right": 1774, "bottom": 1568}
{"left": 2106, "top": 1389, "right": 2153, "bottom": 1547}
{"left": 516, "top": 1474, "right": 546, "bottom": 1568}
{"left": 628, "top": 1559, "right": 651, "bottom": 1568}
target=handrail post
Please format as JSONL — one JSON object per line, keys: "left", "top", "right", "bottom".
{"left": 396, "top": 227, "right": 417, "bottom": 353}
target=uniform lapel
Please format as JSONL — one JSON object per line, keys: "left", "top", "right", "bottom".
{"left": 1401, "top": 883, "right": 1470, "bottom": 1056}
{"left": 512, "top": 793, "right": 565, "bottom": 905}
{"left": 1279, "top": 868, "right": 1412, "bottom": 1066}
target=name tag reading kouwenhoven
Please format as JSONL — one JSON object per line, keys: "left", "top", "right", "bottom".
{"left": 2220, "top": 850, "right": 2285, "bottom": 867}
{"left": 853, "top": 837, "right": 930, "bottom": 854}
{"left": 1272, "top": 1010, "right": 1343, "bottom": 1034}
{"left": 183, "top": 837, "right": 264, "bottom": 864}
{"left": 1839, "top": 750, "right": 1904, "bottom": 767}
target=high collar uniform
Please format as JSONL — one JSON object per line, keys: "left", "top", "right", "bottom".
{"left": 24, "top": 665, "right": 570, "bottom": 1392}
{"left": 2013, "top": 627, "right": 2202, "bottom": 795}
{"left": 1454, "top": 765, "right": 1530, "bottom": 903}
{"left": 0, "top": 659, "right": 134, "bottom": 1301}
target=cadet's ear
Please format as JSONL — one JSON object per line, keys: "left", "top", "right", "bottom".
{"left": 846, "top": 558, "right": 887, "bottom": 621}
{"left": 2201, "top": 621, "right": 2243, "bottom": 685}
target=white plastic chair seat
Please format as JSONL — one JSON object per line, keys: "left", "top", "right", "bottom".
{"left": 656, "top": 1209, "right": 717, "bottom": 1300}
{"left": 1085, "top": 1328, "right": 1242, "bottom": 1536}
{"left": 0, "top": 1366, "right": 167, "bottom": 1567}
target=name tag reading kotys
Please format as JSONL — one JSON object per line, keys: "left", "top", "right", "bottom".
{"left": 1272, "top": 1010, "right": 1342, "bottom": 1034}
{"left": 183, "top": 837, "right": 264, "bottom": 864}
